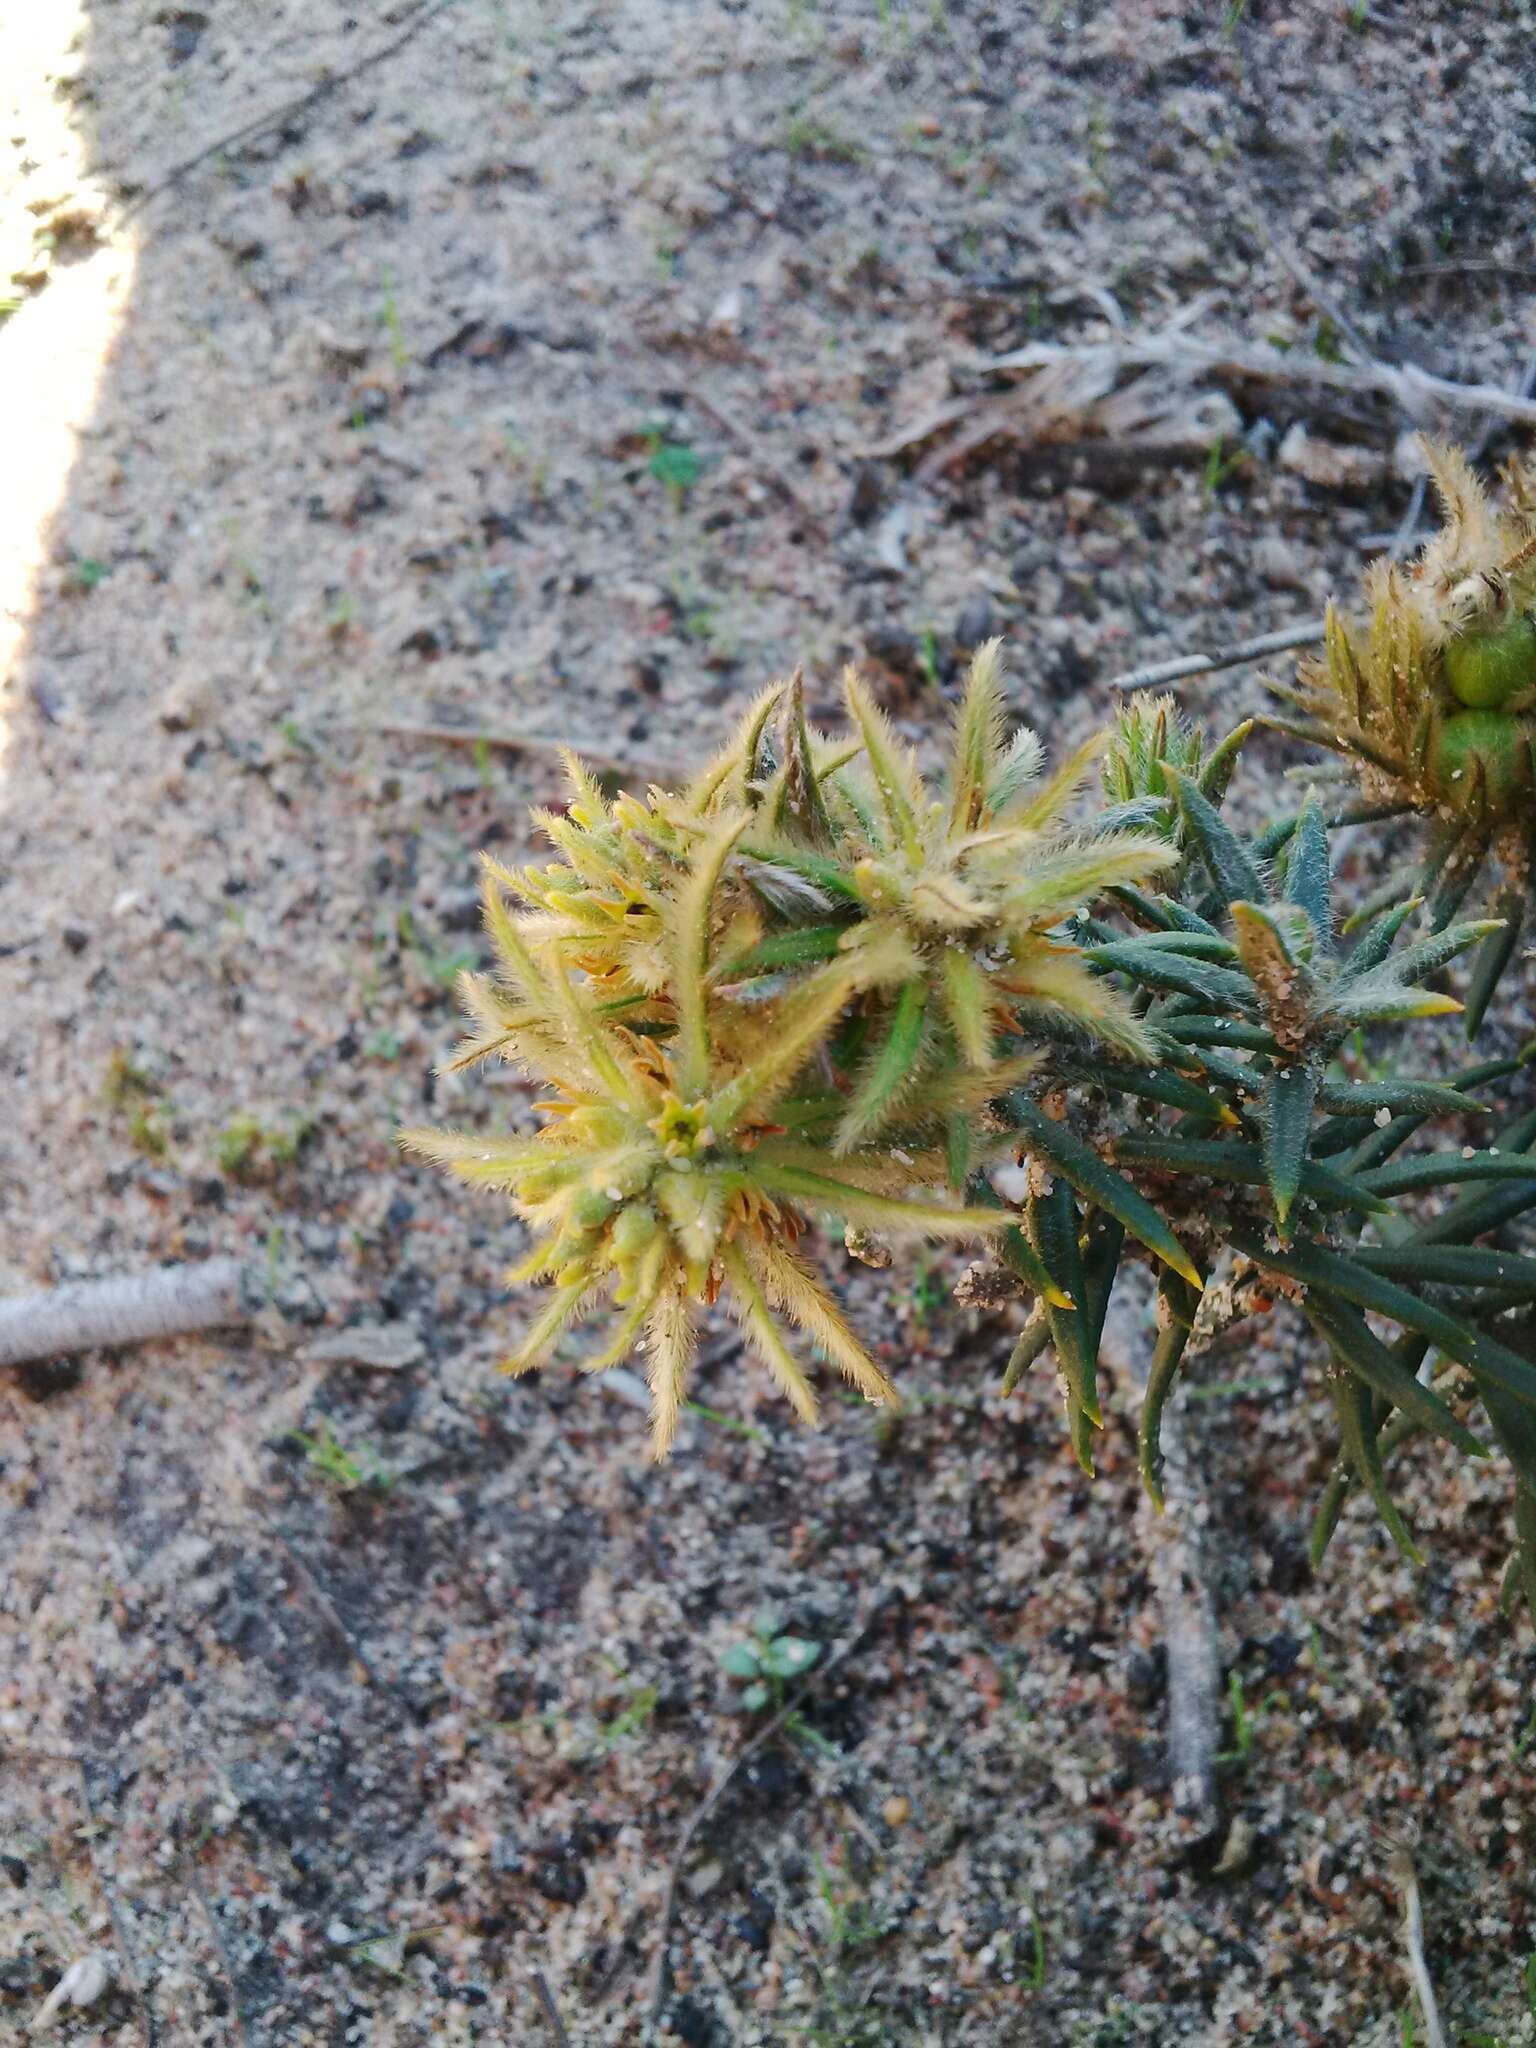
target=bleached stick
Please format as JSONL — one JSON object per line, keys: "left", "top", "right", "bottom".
{"left": 1104, "top": 1275, "right": 1221, "bottom": 1828}
{"left": 984, "top": 334, "right": 1536, "bottom": 429}
{"left": 1106, "top": 620, "right": 1325, "bottom": 693}
{"left": 1389, "top": 1848, "right": 1449, "bottom": 2048}
{"left": 0, "top": 1259, "right": 253, "bottom": 1368}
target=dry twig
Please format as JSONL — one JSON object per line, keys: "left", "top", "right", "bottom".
{"left": 1104, "top": 1279, "right": 1220, "bottom": 1830}
{"left": 0, "top": 1258, "right": 255, "bottom": 1370}
{"left": 875, "top": 312, "right": 1536, "bottom": 497}
{"left": 1105, "top": 620, "right": 1326, "bottom": 694}
{"left": 982, "top": 332, "right": 1536, "bottom": 431}
{"left": 362, "top": 719, "right": 683, "bottom": 786}
{"left": 1389, "top": 1847, "right": 1449, "bottom": 2048}
{"left": 531, "top": 1972, "right": 572, "bottom": 2047}
{"left": 115, "top": 0, "right": 462, "bottom": 227}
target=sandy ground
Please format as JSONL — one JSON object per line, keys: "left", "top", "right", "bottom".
{"left": 3, "top": 2, "right": 1536, "bottom": 2042}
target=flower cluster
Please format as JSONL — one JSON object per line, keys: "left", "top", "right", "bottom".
{"left": 407, "top": 646, "right": 1177, "bottom": 1454}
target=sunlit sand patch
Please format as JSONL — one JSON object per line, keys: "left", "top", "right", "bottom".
{"left": 0, "top": 0, "right": 135, "bottom": 779}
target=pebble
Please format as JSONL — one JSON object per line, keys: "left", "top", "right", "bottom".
{"left": 955, "top": 596, "right": 995, "bottom": 647}
{"left": 882, "top": 1795, "right": 912, "bottom": 1827}
{"left": 1254, "top": 536, "right": 1308, "bottom": 591}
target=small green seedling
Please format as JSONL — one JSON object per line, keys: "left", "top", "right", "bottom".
{"left": 813, "top": 1853, "right": 890, "bottom": 1952}
{"left": 289, "top": 1421, "right": 394, "bottom": 1494}
{"left": 378, "top": 268, "right": 410, "bottom": 370}
{"left": 340, "top": 1923, "right": 446, "bottom": 1977}
{"left": 396, "top": 905, "right": 478, "bottom": 991}
{"left": 720, "top": 1608, "right": 822, "bottom": 1712}
{"left": 642, "top": 425, "right": 701, "bottom": 497}
{"left": 596, "top": 1683, "right": 659, "bottom": 1751}
{"left": 684, "top": 1400, "right": 767, "bottom": 1443}
{"left": 1025, "top": 1905, "right": 1047, "bottom": 1989}
{"left": 215, "top": 1111, "right": 315, "bottom": 1176}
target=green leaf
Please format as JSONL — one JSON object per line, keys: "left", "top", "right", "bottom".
{"left": 1169, "top": 767, "right": 1266, "bottom": 906}
{"left": 1160, "top": 1017, "right": 1280, "bottom": 1055}
{"left": 1195, "top": 719, "right": 1253, "bottom": 807}
{"left": 1340, "top": 869, "right": 1421, "bottom": 936}
{"left": 752, "top": 1161, "right": 1012, "bottom": 1240}
{"left": 1260, "top": 1061, "right": 1316, "bottom": 1229}
{"left": 1098, "top": 930, "right": 1237, "bottom": 960}
{"left": 771, "top": 670, "right": 837, "bottom": 846}
{"left": 1027, "top": 1179, "right": 1098, "bottom": 1471}
{"left": 1477, "top": 1377, "right": 1536, "bottom": 1496}
{"left": 1285, "top": 797, "right": 1331, "bottom": 940}
{"left": 1316, "top": 1078, "right": 1484, "bottom": 1120}
{"left": 1411, "top": 1173, "right": 1536, "bottom": 1248}
{"left": 835, "top": 978, "right": 928, "bottom": 1150}
{"left": 1336, "top": 900, "right": 1424, "bottom": 984}
{"left": 940, "top": 945, "right": 994, "bottom": 1067}
{"left": 1138, "top": 1314, "right": 1192, "bottom": 1511}
{"left": 1377, "top": 917, "right": 1506, "bottom": 990}
{"left": 720, "top": 1644, "right": 762, "bottom": 1678}
{"left": 1310, "top": 1393, "right": 1423, "bottom": 1566}
{"left": 1353, "top": 1245, "right": 1536, "bottom": 1296}
{"left": 1111, "top": 1133, "right": 1388, "bottom": 1214}
{"left": 1005, "top": 728, "right": 1108, "bottom": 834}
{"left": 842, "top": 670, "right": 923, "bottom": 861}
{"left": 1405, "top": 1102, "right": 1536, "bottom": 1244}
{"left": 1463, "top": 890, "right": 1524, "bottom": 1040}
{"left": 1107, "top": 884, "right": 1220, "bottom": 937}
{"left": 1172, "top": 1041, "right": 1257, "bottom": 1095}
{"left": 1062, "top": 1055, "right": 1241, "bottom": 1126}
{"left": 949, "top": 638, "right": 1006, "bottom": 833}
{"left": 1297, "top": 1292, "right": 1486, "bottom": 1459}
{"left": 761, "top": 1636, "right": 822, "bottom": 1679}
{"left": 945, "top": 1113, "right": 970, "bottom": 1190}
{"left": 1324, "top": 1357, "right": 1422, "bottom": 1565}
{"left": 999, "top": 1223, "right": 1074, "bottom": 1309}
{"left": 1231, "top": 1227, "right": 1536, "bottom": 1416}
{"left": 1359, "top": 1151, "right": 1536, "bottom": 1199}
{"left": 669, "top": 811, "right": 751, "bottom": 1095}
{"left": 718, "top": 924, "right": 848, "bottom": 978}
{"left": 741, "top": 1681, "right": 771, "bottom": 1712}
{"left": 1010, "top": 1096, "right": 1202, "bottom": 1287}
{"left": 1425, "top": 817, "right": 1494, "bottom": 930}
{"left": 1000, "top": 1312, "right": 1050, "bottom": 1394}
{"left": 648, "top": 437, "right": 701, "bottom": 490}
{"left": 1080, "top": 1212, "right": 1126, "bottom": 1364}
{"left": 1087, "top": 940, "right": 1257, "bottom": 1011}
{"left": 1331, "top": 977, "right": 1466, "bottom": 1027}
{"left": 738, "top": 845, "right": 862, "bottom": 902}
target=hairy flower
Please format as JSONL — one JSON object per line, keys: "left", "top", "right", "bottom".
{"left": 738, "top": 643, "right": 1179, "bottom": 1150}
{"left": 1270, "top": 442, "right": 1536, "bottom": 974}
{"left": 405, "top": 831, "right": 1009, "bottom": 1455}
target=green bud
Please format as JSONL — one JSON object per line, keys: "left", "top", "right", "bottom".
{"left": 609, "top": 1202, "right": 660, "bottom": 1255}
{"left": 1442, "top": 613, "right": 1536, "bottom": 710}
{"left": 1429, "top": 708, "right": 1532, "bottom": 811}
